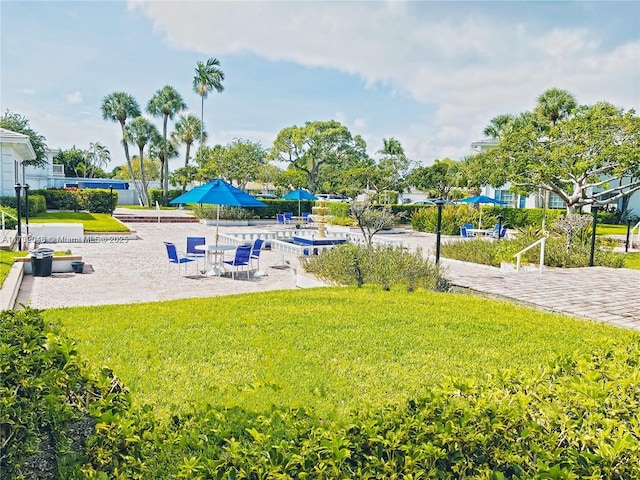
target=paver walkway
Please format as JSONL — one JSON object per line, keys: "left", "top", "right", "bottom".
{"left": 15, "top": 214, "right": 640, "bottom": 332}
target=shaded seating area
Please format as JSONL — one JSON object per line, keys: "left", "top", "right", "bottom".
{"left": 460, "top": 225, "right": 476, "bottom": 238}
{"left": 164, "top": 241, "right": 195, "bottom": 275}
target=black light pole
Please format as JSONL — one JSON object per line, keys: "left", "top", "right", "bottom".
{"left": 434, "top": 198, "right": 445, "bottom": 265}
{"left": 496, "top": 213, "right": 504, "bottom": 241}
{"left": 14, "top": 184, "right": 22, "bottom": 251}
{"left": 109, "top": 185, "right": 114, "bottom": 216}
{"left": 24, "top": 184, "right": 30, "bottom": 236}
{"left": 589, "top": 204, "right": 600, "bottom": 267}
{"left": 625, "top": 217, "right": 637, "bottom": 253}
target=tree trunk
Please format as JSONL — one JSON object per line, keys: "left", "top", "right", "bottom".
{"left": 138, "top": 146, "right": 149, "bottom": 206}
{"left": 162, "top": 115, "right": 169, "bottom": 206}
{"left": 119, "top": 122, "right": 144, "bottom": 205}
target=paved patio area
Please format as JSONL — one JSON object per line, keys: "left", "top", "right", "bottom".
{"left": 15, "top": 215, "right": 640, "bottom": 332}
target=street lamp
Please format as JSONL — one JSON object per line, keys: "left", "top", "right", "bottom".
{"left": 434, "top": 198, "right": 445, "bottom": 265}
{"left": 589, "top": 204, "right": 600, "bottom": 267}
{"left": 14, "top": 184, "right": 22, "bottom": 251}
{"left": 24, "top": 184, "right": 30, "bottom": 236}
{"left": 496, "top": 213, "right": 504, "bottom": 241}
{"left": 109, "top": 185, "right": 114, "bottom": 216}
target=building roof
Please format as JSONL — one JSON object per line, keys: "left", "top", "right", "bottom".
{"left": 0, "top": 127, "right": 36, "bottom": 160}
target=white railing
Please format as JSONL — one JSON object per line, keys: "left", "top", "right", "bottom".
{"left": 514, "top": 237, "right": 546, "bottom": 273}
{"left": 630, "top": 220, "right": 640, "bottom": 249}
{"left": 1, "top": 210, "right": 18, "bottom": 230}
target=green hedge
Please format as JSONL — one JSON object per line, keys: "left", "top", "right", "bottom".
{"left": 5, "top": 309, "right": 640, "bottom": 478}
{"left": 0, "top": 194, "right": 47, "bottom": 217}
{"left": 149, "top": 188, "right": 183, "bottom": 206}
{"left": 29, "top": 188, "right": 117, "bottom": 213}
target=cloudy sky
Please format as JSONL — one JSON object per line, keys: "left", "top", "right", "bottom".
{"left": 2, "top": 1, "right": 638, "bottom": 171}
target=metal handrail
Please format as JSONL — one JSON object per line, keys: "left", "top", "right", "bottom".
{"left": 631, "top": 220, "right": 640, "bottom": 249}
{"left": 1, "top": 210, "right": 18, "bottom": 230}
{"left": 156, "top": 201, "right": 161, "bottom": 223}
{"left": 514, "top": 237, "right": 546, "bottom": 273}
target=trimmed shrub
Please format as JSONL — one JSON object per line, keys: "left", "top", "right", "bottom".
{"left": 75, "top": 189, "right": 116, "bottom": 214}
{"left": 0, "top": 194, "right": 47, "bottom": 217}
{"left": 30, "top": 188, "right": 81, "bottom": 211}
{"left": 0, "top": 205, "right": 18, "bottom": 229}
{"left": 149, "top": 188, "right": 183, "bottom": 206}
{"left": 302, "top": 244, "right": 445, "bottom": 291}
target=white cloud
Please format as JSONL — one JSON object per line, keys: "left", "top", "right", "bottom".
{"left": 66, "top": 91, "right": 83, "bottom": 104}
{"left": 129, "top": 1, "right": 639, "bottom": 163}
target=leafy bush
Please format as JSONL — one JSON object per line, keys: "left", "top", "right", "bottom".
{"left": 31, "top": 188, "right": 82, "bottom": 211}
{"left": 74, "top": 189, "right": 116, "bottom": 214}
{"left": 0, "top": 308, "right": 132, "bottom": 479}
{"left": 192, "top": 204, "right": 253, "bottom": 220}
{"left": 0, "top": 194, "right": 47, "bottom": 217}
{"left": 302, "top": 244, "right": 445, "bottom": 291}
{"left": 411, "top": 205, "right": 477, "bottom": 235}
{"left": 0, "top": 206, "right": 18, "bottom": 230}
{"left": 149, "top": 188, "right": 183, "bottom": 205}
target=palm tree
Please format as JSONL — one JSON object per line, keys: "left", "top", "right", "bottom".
{"left": 85, "top": 142, "right": 110, "bottom": 178}
{"left": 535, "top": 87, "right": 577, "bottom": 126}
{"left": 193, "top": 57, "right": 225, "bottom": 145}
{"left": 149, "top": 135, "right": 179, "bottom": 195}
{"left": 172, "top": 114, "right": 206, "bottom": 192}
{"left": 100, "top": 92, "right": 141, "bottom": 198}
{"left": 483, "top": 113, "right": 515, "bottom": 139}
{"left": 147, "top": 85, "right": 186, "bottom": 204}
{"left": 124, "top": 117, "right": 159, "bottom": 206}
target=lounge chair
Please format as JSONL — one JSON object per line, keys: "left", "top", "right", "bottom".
{"left": 460, "top": 226, "right": 476, "bottom": 238}
{"left": 186, "top": 236, "right": 206, "bottom": 272}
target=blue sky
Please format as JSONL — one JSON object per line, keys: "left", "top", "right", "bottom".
{"left": 1, "top": 1, "right": 639, "bottom": 172}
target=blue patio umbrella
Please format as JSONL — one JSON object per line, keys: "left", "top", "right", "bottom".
{"left": 457, "top": 195, "right": 507, "bottom": 228}
{"left": 281, "top": 188, "right": 317, "bottom": 216}
{"left": 170, "top": 178, "right": 266, "bottom": 244}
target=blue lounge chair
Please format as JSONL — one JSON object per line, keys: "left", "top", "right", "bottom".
{"left": 186, "top": 236, "right": 206, "bottom": 272}
{"left": 250, "top": 238, "right": 264, "bottom": 272}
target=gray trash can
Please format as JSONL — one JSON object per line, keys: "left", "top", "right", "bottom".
{"left": 30, "top": 248, "right": 55, "bottom": 277}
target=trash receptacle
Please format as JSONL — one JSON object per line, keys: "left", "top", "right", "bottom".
{"left": 30, "top": 248, "right": 54, "bottom": 277}
{"left": 71, "top": 261, "right": 85, "bottom": 274}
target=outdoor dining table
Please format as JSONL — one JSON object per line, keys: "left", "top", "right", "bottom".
{"left": 194, "top": 244, "right": 237, "bottom": 276}
{"left": 467, "top": 228, "right": 493, "bottom": 238}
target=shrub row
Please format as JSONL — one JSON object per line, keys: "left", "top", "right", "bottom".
{"left": 302, "top": 244, "right": 446, "bottom": 291}
{"left": 30, "top": 188, "right": 117, "bottom": 214}
{"left": 0, "top": 194, "right": 47, "bottom": 217}
{"left": 4, "top": 309, "right": 640, "bottom": 478}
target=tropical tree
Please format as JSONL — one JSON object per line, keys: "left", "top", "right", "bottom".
{"left": 172, "top": 114, "right": 205, "bottom": 191}
{"left": 101, "top": 92, "right": 142, "bottom": 196}
{"left": 195, "top": 139, "right": 266, "bottom": 190}
{"left": 124, "top": 117, "right": 159, "bottom": 206}
{"left": 476, "top": 101, "right": 640, "bottom": 213}
{"left": 193, "top": 57, "right": 225, "bottom": 145}
{"left": 0, "top": 110, "right": 48, "bottom": 167}
{"left": 146, "top": 85, "right": 186, "bottom": 204}
{"left": 483, "top": 113, "right": 516, "bottom": 139}
{"left": 270, "top": 120, "right": 362, "bottom": 193}
{"left": 84, "top": 142, "right": 111, "bottom": 178}
{"left": 149, "top": 136, "right": 179, "bottom": 193}
{"left": 410, "top": 158, "right": 461, "bottom": 200}
{"left": 535, "top": 87, "right": 577, "bottom": 126}
{"left": 54, "top": 146, "right": 87, "bottom": 177}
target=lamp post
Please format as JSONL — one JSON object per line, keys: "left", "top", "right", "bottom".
{"left": 24, "top": 184, "right": 30, "bottom": 236}
{"left": 589, "top": 204, "right": 600, "bottom": 267}
{"left": 496, "top": 213, "right": 504, "bottom": 241}
{"left": 14, "top": 184, "right": 22, "bottom": 251}
{"left": 625, "top": 216, "right": 638, "bottom": 253}
{"left": 109, "top": 185, "right": 114, "bottom": 216}
{"left": 434, "top": 198, "right": 445, "bottom": 265}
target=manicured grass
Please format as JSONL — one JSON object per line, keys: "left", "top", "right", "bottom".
{"left": 45, "top": 287, "right": 636, "bottom": 420}
{"left": 0, "top": 250, "right": 28, "bottom": 286}
{"left": 624, "top": 252, "right": 640, "bottom": 269}
{"left": 597, "top": 224, "right": 629, "bottom": 235}
{"left": 29, "top": 212, "right": 129, "bottom": 232}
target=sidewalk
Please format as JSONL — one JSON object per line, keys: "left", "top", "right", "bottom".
{"left": 15, "top": 219, "right": 640, "bottom": 331}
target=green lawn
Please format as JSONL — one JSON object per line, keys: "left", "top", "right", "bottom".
{"left": 0, "top": 250, "right": 28, "bottom": 286}
{"left": 30, "top": 212, "right": 129, "bottom": 232}
{"left": 45, "top": 287, "right": 636, "bottom": 420}
{"left": 597, "top": 224, "right": 630, "bottom": 235}
{"left": 624, "top": 252, "right": 640, "bottom": 269}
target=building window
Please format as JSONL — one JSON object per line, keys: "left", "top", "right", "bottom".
{"left": 548, "top": 193, "right": 566, "bottom": 209}
{"left": 495, "top": 189, "right": 514, "bottom": 206}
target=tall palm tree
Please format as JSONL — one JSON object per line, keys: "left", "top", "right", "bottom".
{"left": 193, "top": 57, "right": 225, "bottom": 145}
{"left": 535, "top": 87, "right": 577, "bottom": 126}
{"left": 124, "top": 117, "right": 159, "bottom": 206}
{"left": 149, "top": 135, "right": 179, "bottom": 195}
{"left": 147, "top": 85, "right": 186, "bottom": 204}
{"left": 86, "top": 141, "right": 110, "bottom": 178}
{"left": 100, "top": 92, "right": 141, "bottom": 198}
{"left": 172, "top": 113, "right": 206, "bottom": 169}
{"left": 483, "top": 113, "right": 515, "bottom": 139}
